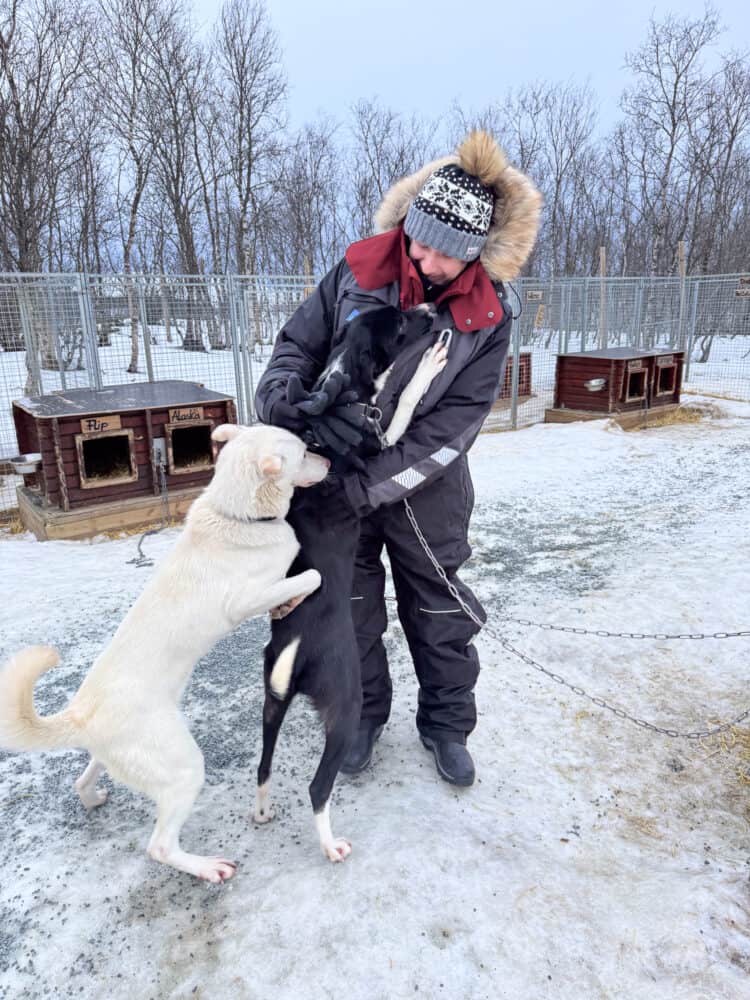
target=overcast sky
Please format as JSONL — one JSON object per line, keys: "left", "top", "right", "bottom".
{"left": 192, "top": 0, "right": 749, "bottom": 135}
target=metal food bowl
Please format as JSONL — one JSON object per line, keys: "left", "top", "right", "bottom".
{"left": 9, "top": 453, "right": 42, "bottom": 475}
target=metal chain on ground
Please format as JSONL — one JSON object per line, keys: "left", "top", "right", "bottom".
{"left": 496, "top": 616, "right": 750, "bottom": 641}
{"left": 127, "top": 459, "right": 170, "bottom": 569}
{"left": 402, "top": 498, "right": 750, "bottom": 741}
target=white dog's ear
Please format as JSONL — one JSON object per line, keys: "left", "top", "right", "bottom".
{"left": 259, "top": 454, "right": 283, "bottom": 477}
{"left": 212, "top": 424, "right": 241, "bottom": 443}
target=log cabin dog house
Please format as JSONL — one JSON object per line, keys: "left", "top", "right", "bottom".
{"left": 545, "top": 348, "right": 684, "bottom": 426}
{"left": 12, "top": 380, "right": 236, "bottom": 540}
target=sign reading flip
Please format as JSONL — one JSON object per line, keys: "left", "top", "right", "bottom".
{"left": 80, "top": 414, "right": 121, "bottom": 433}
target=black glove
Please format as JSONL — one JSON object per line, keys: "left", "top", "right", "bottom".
{"left": 293, "top": 370, "right": 355, "bottom": 415}
{"left": 269, "top": 372, "right": 359, "bottom": 432}
{"left": 305, "top": 403, "right": 372, "bottom": 456}
{"left": 267, "top": 376, "right": 309, "bottom": 432}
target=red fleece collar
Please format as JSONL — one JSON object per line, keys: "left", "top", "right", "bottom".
{"left": 345, "top": 227, "right": 503, "bottom": 332}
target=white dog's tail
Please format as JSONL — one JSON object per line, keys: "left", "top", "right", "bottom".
{"left": 0, "top": 646, "right": 78, "bottom": 751}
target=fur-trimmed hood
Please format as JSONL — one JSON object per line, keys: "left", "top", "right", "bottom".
{"left": 374, "top": 131, "right": 543, "bottom": 282}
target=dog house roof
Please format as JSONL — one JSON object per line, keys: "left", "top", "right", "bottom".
{"left": 13, "top": 380, "right": 234, "bottom": 419}
{"left": 561, "top": 348, "right": 683, "bottom": 361}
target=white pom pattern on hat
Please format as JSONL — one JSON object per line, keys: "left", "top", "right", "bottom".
{"left": 414, "top": 172, "right": 493, "bottom": 234}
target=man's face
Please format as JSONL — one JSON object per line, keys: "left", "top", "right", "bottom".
{"left": 408, "top": 239, "right": 466, "bottom": 285}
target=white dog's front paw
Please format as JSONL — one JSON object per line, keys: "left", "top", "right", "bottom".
{"left": 322, "top": 837, "right": 352, "bottom": 863}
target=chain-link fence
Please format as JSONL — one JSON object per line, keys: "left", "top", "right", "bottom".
{"left": 2, "top": 271, "right": 749, "bottom": 518}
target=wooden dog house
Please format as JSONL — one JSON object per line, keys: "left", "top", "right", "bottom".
{"left": 12, "top": 380, "right": 236, "bottom": 539}
{"left": 546, "top": 348, "right": 684, "bottom": 424}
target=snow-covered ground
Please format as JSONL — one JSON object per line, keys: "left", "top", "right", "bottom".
{"left": 1, "top": 397, "right": 750, "bottom": 999}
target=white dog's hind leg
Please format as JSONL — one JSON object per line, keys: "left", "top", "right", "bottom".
{"left": 314, "top": 800, "right": 352, "bottom": 863}
{"left": 147, "top": 788, "right": 236, "bottom": 883}
{"left": 125, "top": 718, "right": 236, "bottom": 883}
{"left": 75, "top": 757, "right": 108, "bottom": 809}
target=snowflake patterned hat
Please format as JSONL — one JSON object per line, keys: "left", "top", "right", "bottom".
{"left": 403, "top": 163, "right": 495, "bottom": 262}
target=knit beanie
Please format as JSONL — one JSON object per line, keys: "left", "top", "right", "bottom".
{"left": 403, "top": 163, "right": 495, "bottom": 262}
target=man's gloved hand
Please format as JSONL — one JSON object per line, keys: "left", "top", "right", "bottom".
{"left": 292, "top": 370, "right": 355, "bottom": 415}
{"left": 305, "top": 403, "right": 371, "bottom": 458}
{"left": 269, "top": 371, "right": 359, "bottom": 433}
{"left": 267, "top": 376, "right": 310, "bottom": 432}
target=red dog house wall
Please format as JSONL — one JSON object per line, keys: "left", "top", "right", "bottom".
{"left": 12, "top": 380, "right": 236, "bottom": 513}
{"left": 552, "top": 348, "right": 684, "bottom": 416}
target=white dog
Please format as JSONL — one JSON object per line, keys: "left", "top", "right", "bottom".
{"left": 0, "top": 423, "right": 328, "bottom": 882}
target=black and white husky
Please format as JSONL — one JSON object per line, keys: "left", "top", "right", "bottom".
{"left": 255, "top": 305, "right": 449, "bottom": 861}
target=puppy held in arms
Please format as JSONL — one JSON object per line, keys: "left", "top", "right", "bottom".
{"left": 0, "top": 423, "right": 328, "bottom": 883}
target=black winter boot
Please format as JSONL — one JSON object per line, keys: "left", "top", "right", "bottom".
{"left": 340, "top": 723, "right": 384, "bottom": 775}
{"left": 421, "top": 736, "right": 475, "bottom": 786}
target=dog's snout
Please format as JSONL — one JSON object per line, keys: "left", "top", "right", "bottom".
{"left": 320, "top": 456, "right": 331, "bottom": 471}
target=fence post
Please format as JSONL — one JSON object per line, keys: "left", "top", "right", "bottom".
{"left": 598, "top": 248, "right": 607, "bottom": 349}
{"left": 509, "top": 309, "right": 522, "bottom": 430}
{"left": 580, "top": 278, "right": 588, "bottom": 352}
{"left": 18, "top": 281, "right": 42, "bottom": 396}
{"left": 237, "top": 275, "right": 257, "bottom": 423}
{"left": 226, "top": 275, "right": 248, "bottom": 423}
{"left": 77, "top": 273, "right": 103, "bottom": 390}
{"left": 135, "top": 276, "right": 155, "bottom": 382}
{"left": 684, "top": 278, "right": 699, "bottom": 384}
{"left": 677, "top": 241, "right": 687, "bottom": 350}
{"left": 633, "top": 278, "right": 643, "bottom": 349}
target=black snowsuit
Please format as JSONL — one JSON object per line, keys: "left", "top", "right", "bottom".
{"left": 256, "top": 131, "right": 542, "bottom": 742}
{"left": 255, "top": 229, "right": 512, "bottom": 742}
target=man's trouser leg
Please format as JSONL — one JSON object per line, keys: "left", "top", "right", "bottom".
{"left": 382, "top": 480, "right": 485, "bottom": 743}
{"left": 351, "top": 510, "right": 391, "bottom": 727}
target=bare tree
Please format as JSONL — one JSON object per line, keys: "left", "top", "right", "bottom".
{"left": 620, "top": 6, "right": 721, "bottom": 276}
{"left": 346, "top": 98, "right": 437, "bottom": 241}
{"left": 140, "top": 1, "right": 209, "bottom": 348}
{"left": 0, "top": 0, "right": 91, "bottom": 272}
{"left": 264, "top": 118, "right": 348, "bottom": 274}
{"left": 212, "top": 0, "right": 286, "bottom": 273}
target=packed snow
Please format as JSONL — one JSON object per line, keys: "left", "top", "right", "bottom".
{"left": 1, "top": 397, "right": 750, "bottom": 999}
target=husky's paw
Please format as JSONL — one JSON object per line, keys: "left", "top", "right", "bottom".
{"left": 253, "top": 804, "right": 276, "bottom": 825}
{"left": 198, "top": 858, "right": 237, "bottom": 883}
{"left": 84, "top": 788, "right": 109, "bottom": 809}
{"left": 322, "top": 838, "right": 352, "bottom": 863}
{"left": 299, "top": 568, "right": 322, "bottom": 595}
{"left": 253, "top": 782, "right": 275, "bottom": 824}
{"left": 76, "top": 784, "right": 108, "bottom": 810}
{"left": 417, "top": 342, "right": 448, "bottom": 381}
{"left": 270, "top": 595, "right": 305, "bottom": 620}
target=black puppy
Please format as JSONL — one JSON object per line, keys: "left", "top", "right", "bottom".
{"left": 253, "top": 304, "right": 446, "bottom": 861}
{"left": 285, "top": 304, "right": 435, "bottom": 462}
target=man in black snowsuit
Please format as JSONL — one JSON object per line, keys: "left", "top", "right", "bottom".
{"left": 255, "top": 130, "right": 541, "bottom": 785}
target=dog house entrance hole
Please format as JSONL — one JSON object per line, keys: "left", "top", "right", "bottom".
{"left": 656, "top": 364, "right": 677, "bottom": 395}
{"left": 625, "top": 368, "right": 647, "bottom": 401}
{"left": 77, "top": 429, "right": 137, "bottom": 488}
{"left": 167, "top": 421, "right": 214, "bottom": 474}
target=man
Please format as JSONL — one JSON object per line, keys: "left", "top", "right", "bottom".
{"left": 255, "top": 130, "right": 541, "bottom": 786}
